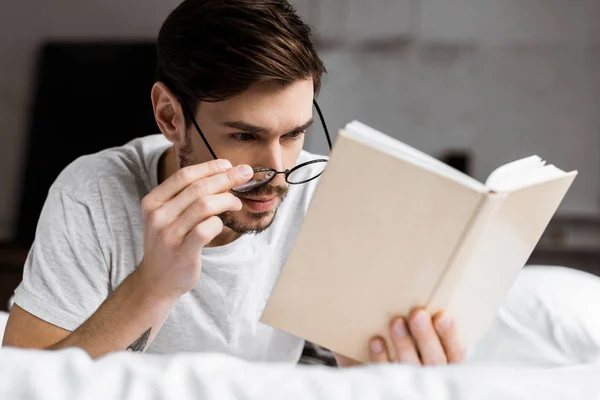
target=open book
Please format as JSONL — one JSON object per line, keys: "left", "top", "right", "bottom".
{"left": 260, "top": 120, "right": 578, "bottom": 363}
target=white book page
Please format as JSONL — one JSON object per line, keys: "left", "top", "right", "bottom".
{"left": 485, "top": 156, "right": 566, "bottom": 192}
{"left": 343, "top": 121, "right": 486, "bottom": 192}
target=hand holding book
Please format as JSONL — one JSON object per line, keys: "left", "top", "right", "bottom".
{"left": 334, "top": 308, "right": 465, "bottom": 366}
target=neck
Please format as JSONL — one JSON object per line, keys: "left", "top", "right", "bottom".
{"left": 158, "top": 147, "right": 243, "bottom": 248}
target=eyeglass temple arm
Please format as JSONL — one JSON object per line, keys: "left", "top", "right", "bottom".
{"left": 313, "top": 99, "right": 332, "bottom": 150}
{"left": 178, "top": 97, "right": 219, "bottom": 160}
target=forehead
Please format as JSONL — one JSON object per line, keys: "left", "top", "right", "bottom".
{"left": 199, "top": 79, "right": 314, "bottom": 131}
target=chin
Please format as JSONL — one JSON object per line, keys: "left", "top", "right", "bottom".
{"left": 221, "top": 209, "right": 277, "bottom": 234}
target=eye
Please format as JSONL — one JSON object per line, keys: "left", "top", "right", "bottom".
{"left": 285, "top": 131, "right": 305, "bottom": 140}
{"left": 233, "top": 133, "right": 257, "bottom": 142}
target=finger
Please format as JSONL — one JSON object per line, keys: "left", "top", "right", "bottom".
{"left": 143, "top": 159, "right": 233, "bottom": 210}
{"left": 169, "top": 193, "right": 242, "bottom": 239}
{"left": 369, "top": 337, "right": 390, "bottom": 363}
{"left": 389, "top": 317, "right": 420, "bottom": 364}
{"left": 433, "top": 311, "right": 465, "bottom": 363}
{"left": 146, "top": 164, "right": 253, "bottom": 227}
{"left": 160, "top": 164, "right": 252, "bottom": 220}
{"left": 408, "top": 309, "right": 447, "bottom": 365}
{"left": 181, "top": 215, "right": 224, "bottom": 250}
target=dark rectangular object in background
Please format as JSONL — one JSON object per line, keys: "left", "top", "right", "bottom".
{"left": 14, "top": 41, "right": 160, "bottom": 247}
{"left": 0, "top": 41, "right": 160, "bottom": 309}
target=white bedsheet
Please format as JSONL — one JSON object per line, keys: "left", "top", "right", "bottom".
{"left": 1, "top": 265, "right": 600, "bottom": 400}
{"left": 1, "top": 346, "right": 599, "bottom": 400}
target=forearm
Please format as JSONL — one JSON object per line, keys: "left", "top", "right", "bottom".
{"left": 47, "top": 269, "right": 177, "bottom": 359}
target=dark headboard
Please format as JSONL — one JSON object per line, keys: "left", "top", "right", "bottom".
{"left": 13, "top": 41, "right": 160, "bottom": 247}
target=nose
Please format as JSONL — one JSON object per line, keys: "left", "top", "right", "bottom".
{"left": 258, "top": 141, "right": 286, "bottom": 185}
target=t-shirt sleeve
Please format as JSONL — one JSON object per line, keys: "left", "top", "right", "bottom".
{"left": 13, "top": 187, "right": 110, "bottom": 331}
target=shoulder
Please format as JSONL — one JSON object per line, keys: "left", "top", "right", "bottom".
{"left": 51, "top": 134, "right": 171, "bottom": 201}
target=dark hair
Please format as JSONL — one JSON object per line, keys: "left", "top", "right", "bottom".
{"left": 157, "top": 0, "right": 326, "bottom": 124}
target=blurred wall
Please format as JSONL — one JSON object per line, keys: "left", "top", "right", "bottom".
{"left": 297, "top": 0, "right": 600, "bottom": 218}
{"left": 0, "top": 0, "right": 182, "bottom": 239}
{"left": 0, "top": 0, "right": 599, "bottom": 240}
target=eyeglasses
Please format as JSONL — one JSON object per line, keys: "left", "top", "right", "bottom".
{"left": 179, "top": 98, "right": 332, "bottom": 193}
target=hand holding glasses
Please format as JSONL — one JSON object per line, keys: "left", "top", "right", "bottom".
{"left": 179, "top": 98, "right": 332, "bottom": 193}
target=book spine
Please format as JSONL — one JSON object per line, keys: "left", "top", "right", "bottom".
{"left": 426, "top": 193, "right": 506, "bottom": 313}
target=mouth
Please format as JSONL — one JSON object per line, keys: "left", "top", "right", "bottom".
{"left": 240, "top": 196, "right": 278, "bottom": 213}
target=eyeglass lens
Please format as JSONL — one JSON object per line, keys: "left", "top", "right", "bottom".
{"left": 232, "top": 160, "right": 328, "bottom": 193}
{"left": 232, "top": 170, "right": 277, "bottom": 193}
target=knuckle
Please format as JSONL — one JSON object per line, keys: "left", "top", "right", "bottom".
{"left": 141, "top": 196, "right": 153, "bottom": 216}
{"left": 147, "top": 209, "right": 164, "bottom": 227}
{"left": 207, "top": 159, "right": 222, "bottom": 174}
{"left": 224, "top": 169, "right": 237, "bottom": 187}
{"left": 194, "top": 196, "right": 211, "bottom": 214}
{"left": 176, "top": 167, "right": 194, "bottom": 183}
{"left": 190, "top": 180, "right": 208, "bottom": 196}
{"left": 192, "top": 225, "right": 210, "bottom": 244}
{"left": 157, "top": 227, "right": 175, "bottom": 247}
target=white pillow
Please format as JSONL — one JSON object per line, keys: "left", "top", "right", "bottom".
{"left": 468, "top": 265, "right": 600, "bottom": 366}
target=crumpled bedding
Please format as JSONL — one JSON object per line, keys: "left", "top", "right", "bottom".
{"left": 1, "top": 265, "right": 599, "bottom": 400}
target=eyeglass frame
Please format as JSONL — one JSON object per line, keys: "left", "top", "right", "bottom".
{"left": 178, "top": 97, "right": 333, "bottom": 188}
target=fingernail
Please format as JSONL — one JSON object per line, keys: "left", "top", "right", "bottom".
{"left": 436, "top": 314, "right": 453, "bottom": 332}
{"left": 370, "top": 339, "right": 383, "bottom": 354}
{"left": 413, "top": 310, "right": 429, "bottom": 330}
{"left": 218, "top": 159, "right": 232, "bottom": 169}
{"left": 237, "top": 165, "right": 253, "bottom": 177}
{"left": 393, "top": 319, "right": 407, "bottom": 337}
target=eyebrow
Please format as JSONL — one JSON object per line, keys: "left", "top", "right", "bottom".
{"left": 222, "top": 118, "right": 314, "bottom": 136}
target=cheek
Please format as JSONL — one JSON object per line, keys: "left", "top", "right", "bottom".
{"left": 181, "top": 133, "right": 218, "bottom": 164}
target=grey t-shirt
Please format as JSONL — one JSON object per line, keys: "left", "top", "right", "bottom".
{"left": 14, "top": 134, "right": 321, "bottom": 362}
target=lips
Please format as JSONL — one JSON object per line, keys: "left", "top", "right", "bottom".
{"left": 243, "top": 196, "right": 276, "bottom": 202}
{"left": 240, "top": 196, "right": 278, "bottom": 213}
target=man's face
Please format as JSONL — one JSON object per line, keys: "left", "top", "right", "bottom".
{"left": 178, "top": 79, "right": 314, "bottom": 234}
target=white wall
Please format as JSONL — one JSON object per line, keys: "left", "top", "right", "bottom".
{"left": 299, "top": 0, "right": 600, "bottom": 217}
{"left": 0, "top": 0, "right": 599, "bottom": 239}
{"left": 310, "top": 45, "right": 600, "bottom": 217}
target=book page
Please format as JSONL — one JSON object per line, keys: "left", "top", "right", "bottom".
{"left": 485, "top": 156, "right": 567, "bottom": 192}
{"left": 434, "top": 171, "right": 577, "bottom": 345}
{"left": 344, "top": 121, "right": 486, "bottom": 192}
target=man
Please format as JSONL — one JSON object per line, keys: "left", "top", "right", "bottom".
{"left": 3, "top": 0, "right": 464, "bottom": 366}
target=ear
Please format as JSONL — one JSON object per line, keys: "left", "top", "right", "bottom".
{"left": 151, "top": 82, "right": 185, "bottom": 145}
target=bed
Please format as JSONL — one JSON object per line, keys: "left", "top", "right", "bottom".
{"left": 1, "top": 266, "right": 600, "bottom": 400}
